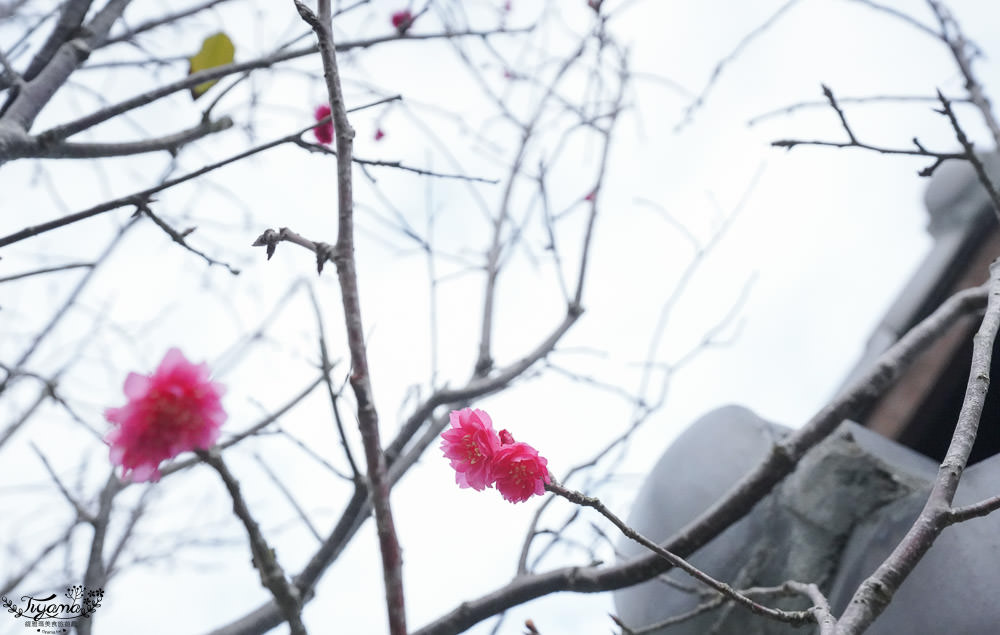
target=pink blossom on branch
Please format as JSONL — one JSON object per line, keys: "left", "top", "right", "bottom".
{"left": 391, "top": 9, "right": 414, "bottom": 35}
{"left": 313, "top": 104, "right": 334, "bottom": 145}
{"left": 440, "top": 408, "right": 501, "bottom": 490}
{"left": 105, "top": 348, "right": 226, "bottom": 482}
{"left": 492, "top": 441, "right": 551, "bottom": 503}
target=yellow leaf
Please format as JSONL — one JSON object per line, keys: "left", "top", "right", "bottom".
{"left": 188, "top": 32, "right": 235, "bottom": 99}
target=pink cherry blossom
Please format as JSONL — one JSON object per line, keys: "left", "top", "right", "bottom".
{"left": 105, "top": 348, "right": 226, "bottom": 482}
{"left": 313, "top": 104, "right": 334, "bottom": 145}
{"left": 440, "top": 408, "right": 501, "bottom": 490}
{"left": 391, "top": 9, "right": 414, "bottom": 35}
{"left": 492, "top": 441, "right": 551, "bottom": 503}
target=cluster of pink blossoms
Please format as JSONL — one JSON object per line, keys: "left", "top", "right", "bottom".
{"left": 105, "top": 348, "right": 226, "bottom": 482}
{"left": 440, "top": 408, "right": 551, "bottom": 503}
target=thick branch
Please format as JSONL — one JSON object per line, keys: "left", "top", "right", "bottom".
{"left": 7, "top": 115, "right": 233, "bottom": 161}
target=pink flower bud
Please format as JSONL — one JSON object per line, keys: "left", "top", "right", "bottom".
{"left": 313, "top": 104, "right": 334, "bottom": 145}
{"left": 391, "top": 9, "right": 414, "bottom": 35}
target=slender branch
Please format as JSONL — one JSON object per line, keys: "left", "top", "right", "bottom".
{"left": 253, "top": 453, "right": 322, "bottom": 542}
{"left": 748, "top": 94, "right": 971, "bottom": 127}
{"left": 0, "top": 262, "right": 93, "bottom": 283}
{"left": 197, "top": 449, "right": 306, "bottom": 635}
{"left": 31, "top": 442, "right": 94, "bottom": 523}
{"left": 936, "top": 90, "right": 1000, "bottom": 222}
{"left": 0, "top": 218, "right": 136, "bottom": 396}
{"left": 102, "top": 0, "right": 236, "bottom": 46}
{"left": 295, "top": 1, "right": 406, "bottom": 633}
{"left": 926, "top": 0, "right": 1000, "bottom": 149}
{"left": 137, "top": 202, "right": 241, "bottom": 274}
{"left": 305, "top": 284, "right": 361, "bottom": 480}
{"left": 772, "top": 84, "right": 967, "bottom": 177}
{"left": 1, "top": 524, "right": 79, "bottom": 597}
{"left": 157, "top": 376, "right": 325, "bottom": 481}
{"left": 552, "top": 483, "right": 818, "bottom": 626}
{"left": 845, "top": 0, "right": 941, "bottom": 40}
{"left": 676, "top": 0, "right": 802, "bottom": 131}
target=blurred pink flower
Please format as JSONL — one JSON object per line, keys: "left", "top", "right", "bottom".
{"left": 493, "top": 441, "right": 551, "bottom": 503}
{"left": 499, "top": 429, "right": 515, "bottom": 445}
{"left": 105, "top": 348, "right": 226, "bottom": 482}
{"left": 313, "top": 104, "right": 334, "bottom": 145}
{"left": 584, "top": 188, "right": 596, "bottom": 201}
{"left": 440, "top": 408, "right": 500, "bottom": 490}
{"left": 391, "top": 9, "right": 414, "bottom": 34}
{"left": 374, "top": 128, "right": 385, "bottom": 141}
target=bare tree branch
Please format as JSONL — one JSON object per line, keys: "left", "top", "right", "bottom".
{"left": 834, "top": 258, "right": 1000, "bottom": 634}
{"left": 197, "top": 449, "right": 306, "bottom": 635}
{"left": 295, "top": 1, "right": 406, "bottom": 632}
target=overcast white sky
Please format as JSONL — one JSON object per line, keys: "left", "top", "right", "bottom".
{"left": 1, "top": 1, "right": 998, "bottom": 634}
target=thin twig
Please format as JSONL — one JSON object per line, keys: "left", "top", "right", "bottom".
{"left": 253, "top": 453, "right": 322, "bottom": 542}
{"left": 748, "top": 94, "right": 971, "bottom": 127}
{"left": 936, "top": 90, "right": 1000, "bottom": 222}
{"left": 0, "top": 262, "right": 93, "bottom": 284}
{"left": 926, "top": 0, "right": 1000, "bottom": 149}
{"left": 676, "top": 0, "right": 802, "bottom": 131}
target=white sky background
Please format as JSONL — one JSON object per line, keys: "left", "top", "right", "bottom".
{"left": 1, "top": 0, "right": 998, "bottom": 633}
